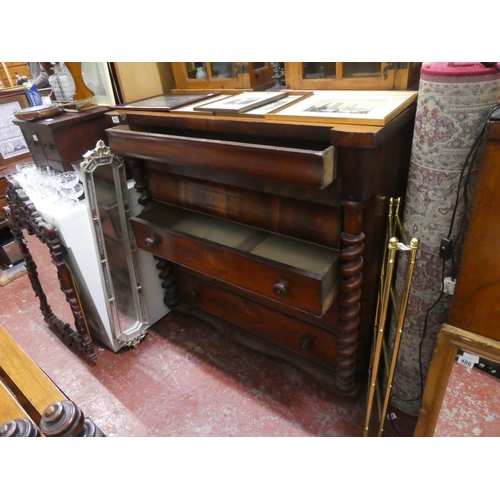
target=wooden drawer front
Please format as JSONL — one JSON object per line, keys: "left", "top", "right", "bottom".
{"left": 147, "top": 170, "right": 341, "bottom": 248}
{"left": 131, "top": 204, "right": 339, "bottom": 316}
{"left": 0, "top": 198, "right": 6, "bottom": 221}
{"left": 0, "top": 176, "right": 7, "bottom": 194}
{"left": 175, "top": 268, "right": 338, "bottom": 369}
{"left": 107, "top": 125, "right": 335, "bottom": 189}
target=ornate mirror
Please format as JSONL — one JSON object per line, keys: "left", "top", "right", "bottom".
{"left": 79, "top": 141, "right": 148, "bottom": 347}
{"left": 415, "top": 323, "right": 500, "bottom": 436}
{"left": 5, "top": 178, "right": 96, "bottom": 363}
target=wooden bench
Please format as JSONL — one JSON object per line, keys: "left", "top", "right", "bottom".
{"left": 0, "top": 324, "right": 104, "bottom": 437}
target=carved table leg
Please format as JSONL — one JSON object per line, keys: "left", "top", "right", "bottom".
{"left": 337, "top": 201, "right": 365, "bottom": 396}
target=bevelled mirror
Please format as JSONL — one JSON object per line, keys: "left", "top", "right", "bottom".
{"left": 80, "top": 140, "right": 148, "bottom": 347}
{"left": 415, "top": 323, "right": 500, "bottom": 436}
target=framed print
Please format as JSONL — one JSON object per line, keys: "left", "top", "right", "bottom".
{"left": 169, "top": 94, "right": 233, "bottom": 115}
{"left": 242, "top": 92, "right": 313, "bottom": 117}
{"left": 0, "top": 90, "right": 31, "bottom": 166}
{"left": 114, "top": 93, "right": 220, "bottom": 112}
{"left": 193, "top": 91, "right": 288, "bottom": 115}
{"left": 266, "top": 90, "right": 418, "bottom": 126}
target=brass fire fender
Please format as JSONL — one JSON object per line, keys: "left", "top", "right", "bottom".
{"left": 363, "top": 198, "right": 419, "bottom": 437}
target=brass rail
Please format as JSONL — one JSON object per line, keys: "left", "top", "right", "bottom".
{"left": 363, "top": 197, "right": 419, "bottom": 437}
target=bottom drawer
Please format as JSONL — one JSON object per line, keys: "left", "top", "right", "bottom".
{"left": 174, "top": 267, "right": 338, "bottom": 370}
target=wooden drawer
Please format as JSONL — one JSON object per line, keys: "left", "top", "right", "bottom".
{"left": 0, "top": 198, "right": 7, "bottom": 221}
{"left": 107, "top": 124, "right": 336, "bottom": 189}
{"left": 175, "top": 268, "right": 338, "bottom": 369}
{"left": 131, "top": 203, "right": 340, "bottom": 316}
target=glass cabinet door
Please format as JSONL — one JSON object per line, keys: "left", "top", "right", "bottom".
{"left": 285, "top": 62, "right": 420, "bottom": 90}
{"left": 172, "top": 63, "right": 274, "bottom": 91}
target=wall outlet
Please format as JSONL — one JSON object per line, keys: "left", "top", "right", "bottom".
{"left": 443, "top": 277, "right": 456, "bottom": 295}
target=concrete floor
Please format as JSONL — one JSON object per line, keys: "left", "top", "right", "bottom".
{"left": 0, "top": 233, "right": 418, "bottom": 437}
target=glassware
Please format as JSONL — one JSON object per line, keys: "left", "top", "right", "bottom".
{"left": 59, "top": 171, "right": 80, "bottom": 188}
{"left": 49, "top": 63, "right": 76, "bottom": 102}
{"left": 59, "top": 182, "right": 84, "bottom": 205}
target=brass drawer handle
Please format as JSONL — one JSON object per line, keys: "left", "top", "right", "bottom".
{"left": 300, "top": 337, "right": 313, "bottom": 350}
{"left": 273, "top": 280, "right": 289, "bottom": 297}
{"left": 145, "top": 235, "right": 159, "bottom": 248}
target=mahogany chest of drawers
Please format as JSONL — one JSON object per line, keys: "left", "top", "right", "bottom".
{"left": 105, "top": 102, "right": 416, "bottom": 396}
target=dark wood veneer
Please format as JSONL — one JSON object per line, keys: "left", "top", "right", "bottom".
{"left": 107, "top": 103, "right": 415, "bottom": 396}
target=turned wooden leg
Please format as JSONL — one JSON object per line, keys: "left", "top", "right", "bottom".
{"left": 40, "top": 400, "right": 105, "bottom": 437}
{"left": 0, "top": 418, "right": 40, "bottom": 437}
{"left": 337, "top": 201, "right": 365, "bottom": 395}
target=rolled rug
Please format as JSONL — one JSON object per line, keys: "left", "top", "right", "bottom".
{"left": 390, "top": 62, "right": 500, "bottom": 416}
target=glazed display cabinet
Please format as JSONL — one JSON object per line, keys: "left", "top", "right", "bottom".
{"left": 171, "top": 62, "right": 275, "bottom": 93}
{"left": 285, "top": 62, "right": 421, "bottom": 91}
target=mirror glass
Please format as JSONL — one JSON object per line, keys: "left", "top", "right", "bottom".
{"left": 80, "top": 141, "right": 148, "bottom": 346}
{"left": 434, "top": 350, "right": 500, "bottom": 437}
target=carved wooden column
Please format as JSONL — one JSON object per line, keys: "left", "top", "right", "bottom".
{"left": 127, "top": 157, "right": 180, "bottom": 308}
{"left": 337, "top": 201, "right": 365, "bottom": 395}
{"left": 155, "top": 257, "right": 181, "bottom": 307}
{"left": 126, "top": 157, "right": 151, "bottom": 208}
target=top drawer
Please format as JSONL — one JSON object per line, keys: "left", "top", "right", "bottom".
{"left": 131, "top": 203, "right": 340, "bottom": 316}
{"left": 107, "top": 125, "right": 336, "bottom": 189}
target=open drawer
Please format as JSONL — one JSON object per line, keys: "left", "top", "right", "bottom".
{"left": 130, "top": 203, "right": 340, "bottom": 316}
{"left": 106, "top": 124, "right": 335, "bottom": 189}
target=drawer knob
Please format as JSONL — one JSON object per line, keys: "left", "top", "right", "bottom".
{"left": 190, "top": 290, "right": 199, "bottom": 300}
{"left": 44, "top": 142, "right": 56, "bottom": 151}
{"left": 300, "top": 337, "right": 313, "bottom": 350}
{"left": 145, "top": 235, "right": 159, "bottom": 248}
{"left": 273, "top": 280, "right": 289, "bottom": 297}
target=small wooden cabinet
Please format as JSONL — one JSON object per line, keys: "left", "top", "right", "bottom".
{"left": 285, "top": 63, "right": 421, "bottom": 91}
{"left": 105, "top": 98, "right": 416, "bottom": 396}
{"left": 13, "top": 106, "right": 109, "bottom": 172}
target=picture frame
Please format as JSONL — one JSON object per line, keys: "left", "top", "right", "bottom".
{"left": 169, "top": 94, "right": 234, "bottom": 115}
{"left": 415, "top": 324, "right": 500, "bottom": 437}
{"left": 193, "top": 91, "right": 289, "bottom": 115}
{"left": 0, "top": 90, "right": 31, "bottom": 166}
{"left": 265, "top": 90, "right": 418, "bottom": 126}
{"left": 114, "top": 93, "right": 220, "bottom": 112}
{"left": 241, "top": 91, "right": 313, "bottom": 117}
